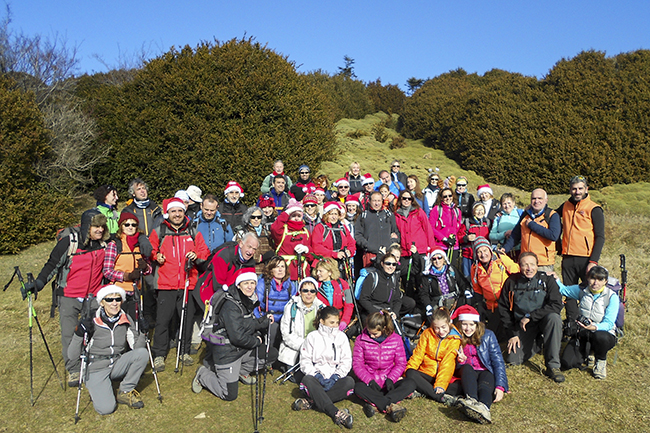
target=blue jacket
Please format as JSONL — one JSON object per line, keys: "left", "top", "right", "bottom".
{"left": 373, "top": 180, "right": 403, "bottom": 196}
{"left": 193, "top": 210, "right": 233, "bottom": 252}
{"left": 255, "top": 276, "right": 296, "bottom": 322}
{"left": 503, "top": 206, "right": 561, "bottom": 253}
{"left": 476, "top": 329, "right": 509, "bottom": 392}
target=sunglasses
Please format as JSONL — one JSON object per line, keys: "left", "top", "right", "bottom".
{"left": 432, "top": 256, "right": 445, "bottom": 261}
{"left": 250, "top": 215, "right": 263, "bottom": 220}
{"left": 103, "top": 297, "right": 122, "bottom": 303}
{"left": 442, "top": 194, "right": 453, "bottom": 199}
{"left": 392, "top": 165, "right": 400, "bottom": 168}
{"left": 383, "top": 261, "right": 398, "bottom": 267}
{"left": 301, "top": 289, "right": 317, "bottom": 294}
{"left": 304, "top": 204, "right": 317, "bottom": 208}
{"left": 300, "top": 171, "right": 310, "bottom": 175}
{"left": 122, "top": 223, "right": 138, "bottom": 228}
{"left": 402, "top": 197, "right": 413, "bottom": 201}
{"left": 338, "top": 185, "right": 349, "bottom": 189}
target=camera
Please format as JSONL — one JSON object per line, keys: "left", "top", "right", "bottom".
{"left": 576, "top": 315, "right": 592, "bottom": 327}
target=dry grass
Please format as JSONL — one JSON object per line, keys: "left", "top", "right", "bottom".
{"left": 1, "top": 116, "right": 649, "bottom": 432}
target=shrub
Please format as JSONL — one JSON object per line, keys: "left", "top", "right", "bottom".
{"left": 346, "top": 129, "right": 369, "bottom": 139}
{"left": 371, "top": 120, "right": 388, "bottom": 143}
{"left": 366, "top": 79, "right": 406, "bottom": 115}
{"left": 304, "top": 70, "right": 374, "bottom": 121}
{"left": 390, "top": 136, "right": 406, "bottom": 149}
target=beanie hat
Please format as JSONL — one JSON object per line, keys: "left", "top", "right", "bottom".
{"left": 334, "top": 178, "right": 350, "bottom": 188}
{"left": 456, "top": 176, "right": 468, "bottom": 185}
{"left": 174, "top": 190, "right": 190, "bottom": 202}
{"left": 303, "top": 194, "right": 318, "bottom": 205}
{"left": 97, "top": 284, "right": 127, "bottom": 303}
{"left": 186, "top": 185, "right": 203, "bottom": 203}
{"left": 235, "top": 269, "right": 258, "bottom": 287}
{"left": 472, "top": 236, "right": 492, "bottom": 258}
{"left": 362, "top": 174, "right": 375, "bottom": 186}
{"left": 118, "top": 211, "right": 139, "bottom": 226}
{"left": 323, "top": 201, "right": 341, "bottom": 215}
{"left": 477, "top": 184, "right": 493, "bottom": 197}
{"left": 284, "top": 198, "right": 304, "bottom": 216}
{"left": 224, "top": 181, "right": 245, "bottom": 197}
{"left": 450, "top": 304, "right": 481, "bottom": 322}
{"left": 163, "top": 197, "right": 186, "bottom": 219}
{"left": 298, "top": 164, "right": 310, "bottom": 173}
{"left": 298, "top": 277, "right": 319, "bottom": 292}
{"left": 93, "top": 185, "right": 116, "bottom": 203}
{"left": 257, "top": 193, "right": 274, "bottom": 209}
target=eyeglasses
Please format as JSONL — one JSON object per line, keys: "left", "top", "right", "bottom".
{"left": 122, "top": 223, "right": 138, "bottom": 228}
{"left": 299, "top": 171, "right": 310, "bottom": 175}
{"left": 432, "top": 256, "right": 445, "bottom": 261}
{"left": 300, "top": 289, "right": 317, "bottom": 294}
{"left": 304, "top": 204, "right": 317, "bottom": 208}
{"left": 442, "top": 194, "right": 453, "bottom": 199}
{"left": 103, "top": 297, "right": 122, "bottom": 303}
{"left": 456, "top": 184, "right": 467, "bottom": 187}
{"left": 430, "top": 178, "right": 439, "bottom": 182}
{"left": 250, "top": 215, "right": 262, "bottom": 220}
{"left": 402, "top": 197, "right": 413, "bottom": 201}
{"left": 392, "top": 165, "right": 400, "bottom": 168}
{"left": 338, "top": 185, "right": 349, "bottom": 189}
{"left": 383, "top": 261, "right": 398, "bottom": 267}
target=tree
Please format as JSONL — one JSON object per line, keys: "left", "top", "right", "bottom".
{"left": 406, "top": 77, "right": 425, "bottom": 95}
{"left": 305, "top": 69, "right": 374, "bottom": 121}
{"left": 366, "top": 78, "right": 406, "bottom": 114}
{"left": 338, "top": 55, "right": 357, "bottom": 79}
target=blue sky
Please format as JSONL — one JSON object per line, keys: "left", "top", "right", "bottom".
{"left": 9, "top": 1, "right": 650, "bottom": 89}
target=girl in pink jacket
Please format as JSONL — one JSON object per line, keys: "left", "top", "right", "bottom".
{"left": 352, "top": 311, "right": 416, "bottom": 423}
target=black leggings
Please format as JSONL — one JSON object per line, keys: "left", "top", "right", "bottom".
{"left": 404, "top": 369, "right": 444, "bottom": 402}
{"left": 580, "top": 330, "right": 617, "bottom": 361}
{"left": 446, "top": 364, "right": 495, "bottom": 408}
{"left": 354, "top": 378, "right": 416, "bottom": 411}
{"left": 300, "top": 375, "right": 355, "bottom": 419}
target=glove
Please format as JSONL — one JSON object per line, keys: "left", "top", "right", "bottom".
{"left": 75, "top": 317, "right": 94, "bottom": 339}
{"left": 425, "top": 304, "right": 433, "bottom": 317}
{"left": 384, "top": 378, "right": 395, "bottom": 392}
{"left": 314, "top": 373, "right": 327, "bottom": 387}
{"left": 369, "top": 380, "right": 381, "bottom": 392}
{"left": 22, "top": 279, "right": 44, "bottom": 299}
{"left": 136, "top": 258, "right": 148, "bottom": 270}
{"left": 322, "top": 375, "right": 339, "bottom": 392}
{"left": 294, "top": 244, "right": 309, "bottom": 254}
{"left": 338, "top": 321, "right": 347, "bottom": 331}
{"left": 138, "top": 316, "right": 150, "bottom": 333}
{"left": 124, "top": 269, "right": 141, "bottom": 281}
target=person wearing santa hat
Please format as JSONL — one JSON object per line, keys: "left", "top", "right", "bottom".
{"left": 331, "top": 178, "right": 351, "bottom": 203}
{"left": 476, "top": 184, "right": 501, "bottom": 228}
{"left": 312, "top": 202, "right": 356, "bottom": 278}
{"left": 359, "top": 174, "right": 375, "bottom": 210}
{"left": 260, "top": 159, "right": 293, "bottom": 194}
{"left": 149, "top": 197, "right": 210, "bottom": 372}
{"left": 445, "top": 305, "right": 508, "bottom": 425}
{"left": 192, "top": 269, "right": 277, "bottom": 399}
{"left": 290, "top": 165, "right": 317, "bottom": 201}
{"left": 343, "top": 194, "right": 362, "bottom": 238}
{"left": 270, "top": 198, "right": 312, "bottom": 281}
{"left": 221, "top": 181, "right": 248, "bottom": 229}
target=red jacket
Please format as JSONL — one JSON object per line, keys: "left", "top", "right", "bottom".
{"left": 270, "top": 211, "right": 311, "bottom": 280}
{"left": 149, "top": 218, "right": 210, "bottom": 291}
{"left": 316, "top": 279, "right": 354, "bottom": 326}
{"left": 311, "top": 221, "right": 356, "bottom": 259}
{"left": 458, "top": 218, "right": 490, "bottom": 259}
{"left": 394, "top": 207, "right": 435, "bottom": 256}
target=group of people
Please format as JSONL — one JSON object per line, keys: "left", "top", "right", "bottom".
{"left": 24, "top": 159, "right": 618, "bottom": 427}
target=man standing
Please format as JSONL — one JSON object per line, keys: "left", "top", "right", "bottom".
{"left": 502, "top": 188, "right": 561, "bottom": 274}
{"left": 290, "top": 165, "right": 316, "bottom": 201}
{"left": 94, "top": 185, "right": 120, "bottom": 234}
{"left": 455, "top": 176, "right": 475, "bottom": 219}
{"left": 422, "top": 172, "right": 440, "bottom": 216}
{"left": 268, "top": 176, "right": 292, "bottom": 213}
{"left": 498, "top": 252, "right": 564, "bottom": 383}
{"left": 221, "top": 181, "right": 248, "bottom": 229}
{"left": 149, "top": 198, "right": 210, "bottom": 371}
{"left": 374, "top": 170, "right": 402, "bottom": 196}
{"left": 194, "top": 194, "right": 233, "bottom": 252}
{"left": 124, "top": 178, "right": 163, "bottom": 236}
{"left": 261, "top": 160, "right": 293, "bottom": 193}
{"left": 185, "top": 185, "right": 203, "bottom": 220}
{"left": 355, "top": 191, "right": 400, "bottom": 266}
{"left": 557, "top": 176, "right": 605, "bottom": 322}
{"left": 390, "top": 160, "right": 408, "bottom": 191}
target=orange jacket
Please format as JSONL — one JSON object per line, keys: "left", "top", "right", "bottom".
{"left": 520, "top": 210, "right": 557, "bottom": 266}
{"left": 471, "top": 253, "right": 519, "bottom": 311}
{"left": 561, "top": 197, "right": 599, "bottom": 257}
{"left": 405, "top": 326, "right": 461, "bottom": 390}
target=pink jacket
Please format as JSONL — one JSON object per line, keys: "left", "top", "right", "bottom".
{"left": 394, "top": 208, "right": 435, "bottom": 256}
{"left": 352, "top": 329, "right": 407, "bottom": 388}
{"left": 429, "top": 204, "right": 462, "bottom": 250}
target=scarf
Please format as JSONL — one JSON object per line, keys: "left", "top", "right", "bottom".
{"left": 97, "top": 202, "right": 114, "bottom": 211}
{"left": 430, "top": 264, "right": 450, "bottom": 295}
{"left": 133, "top": 199, "right": 150, "bottom": 209}
{"left": 397, "top": 205, "right": 411, "bottom": 218}
{"left": 125, "top": 233, "right": 139, "bottom": 252}
{"left": 321, "top": 280, "right": 334, "bottom": 306}
{"left": 100, "top": 308, "right": 121, "bottom": 329}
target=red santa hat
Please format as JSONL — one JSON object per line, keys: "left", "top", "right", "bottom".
{"left": 162, "top": 197, "right": 186, "bottom": 219}
{"left": 361, "top": 173, "right": 375, "bottom": 186}
{"left": 450, "top": 305, "right": 481, "bottom": 323}
{"left": 345, "top": 194, "right": 360, "bottom": 206}
{"left": 334, "top": 178, "right": 350, "bottom": 188}
{"left": 234, "top": 268, "right": 258, "bottom": 287}
{"left": 224, "top": 181, "right": 245, "bottom": 197}
{"left": 477, "top": 184, "right": 493, "bottom": 197}
{"left": 323, "top": 201, "right": 342, "bottom": 215}
{"left": 313, "top": 187, "right": 326, "bottom": 195}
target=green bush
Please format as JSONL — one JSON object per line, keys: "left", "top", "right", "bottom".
{"left": 0, "top": 76, "right": 74, "bottom": 253}
{"left": 304, "top": 70, "right": 374, "bottom": 122}
{"left": 366, "top": 79, "right": 406, "bottom": 115}
{"left": 346, "top": 129, "right": 369, "bottom": 139}
{"left": 81, "top": 39, "right": 336, "bottom": 202}
{"left": 390, "top": 135, "right": 406, "bottom": 149}
{"left": 371, "top": 120, "right": 389, "bottom": 143}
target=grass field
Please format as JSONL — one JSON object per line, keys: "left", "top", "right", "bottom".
{"left": 1, "top": 114, "right": 649, "bottom": 432}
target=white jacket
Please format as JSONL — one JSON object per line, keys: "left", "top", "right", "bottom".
{"left": 278, "top": 296, "right": 324, "bottom": 365}
{"left": 300, "top": 323, "right": 352, "bottom": 380}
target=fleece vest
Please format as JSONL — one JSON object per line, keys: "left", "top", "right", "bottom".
{"left": 521, "top": 209, "right": 557, "bottom": 266}
{"left": 561, "top": 197, "right": 599, "bottom": 257}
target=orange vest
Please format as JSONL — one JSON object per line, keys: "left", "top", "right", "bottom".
{"left": 561, "top": 197, "right": 599, "bottom": 257}
{"left": 113, "top": 235, "right": 143, "bottom": 292}
{"left": 471, "top": 254, "right": 520, "bottom": 311}
{"left": 520, "top": 209, "right": 557, "bottom": 266}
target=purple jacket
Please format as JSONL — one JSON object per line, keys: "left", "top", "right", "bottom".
{"left": 352, "top": 329, "right": 407, "bottom": 388}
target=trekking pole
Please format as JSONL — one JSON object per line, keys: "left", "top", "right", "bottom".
{"left": 619, "top": 254, "right": 628, "bottom": 310}
{"left": 253, "top": 345, "right": 260, "bottom": 433}
{"left": 407, "top": 242, "right": 416, "bottom": 281}
{"left": 343, "top": 247, "right": 362, "bottom": 327}
{"left": 175, "top": 258, "right": 193, "bottom": 375}
{"left": 274, "top": 362, "right": 300, "bottom": 384}
{"left": 296, "top": 252, "right": 303, "bottom": 283}
{"left": 74, "top": 294, "right": 94, "bottom": 424}
{"left": 134, "top": 277, "right": 163, "bottom": 403}
{"left": 259, "top": 316, "right": 272, "bottom": 424}
{"left": 3, "top": 267, "right": 64, "bottom": 406}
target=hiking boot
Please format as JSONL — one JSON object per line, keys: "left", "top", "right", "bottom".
{"left": 362, "top": 402, "right": 377, "bottom": 418}
{"left": 67, "top": 371, "right": 80, "bottom": 387}
{"left": 408, "top": 390, "right": 425, "bottom": 399}
{"left": 387, "top": 403, "right": 407, "bottom": 423}
{"left": 544, "top": 367, "right": 565, "bottom": 383}
{"left": 117, "top": 389, "right": 144, "bottom": 409}
{"left": 192, "top": 366, "right": 206, "bottom": 394}
{"left": 458, "top": 397, "right": 488, "bottom": 424}
{"left": 154, "top": 356, "right": 165, "bottom": 372}
{"left": 181, "top": 353, "right": 195, "bottom": 366}
{"left": 586, "top": 355, "right": 596, "bottom": 368}
{"left": 291, "top": 398, "right": 312, "bottom": 411}
{"left": 593, "top": 360, "right": 607, "bottom": 379}
{"left": 441, "top": 393, "right": 461, "bottom": 407}
{"left": 334, "top": 409, "right": 353, "bottom": 429}
{"left": 239, "top": 373, "right": 256, "bottom": 385}
{"left": 189, "top": 342, "right": 201, "bottom": 355}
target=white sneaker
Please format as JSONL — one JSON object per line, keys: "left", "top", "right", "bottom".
{"left": 593, "top": 360, "right": 607, "bottom": 379}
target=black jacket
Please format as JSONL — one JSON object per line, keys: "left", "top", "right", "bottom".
{"left": 220, "top": 201, "right": 248, "bottom": 230}
{"left": 417, "top": 265, "right": 473, "bottom": 310}
{"left": 358, "top": 266, "right": 403, "bottom": 315}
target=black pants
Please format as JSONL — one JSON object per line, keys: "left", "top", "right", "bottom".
{"left": 354, "top": 378, "right": 416, "bottom": 412}
{"left": 404, "top": 369, "right": 444, "bottom": 402}
{"left": 561, "top": 255, "right": 590, "bottom": 320}
{"left": 447, "top": 364, "right": 495, "bottom": 408}
{"left": 300, "top": 375, "right": 355, "bottom": 419}
{"left": 152, "top": 289, "right": 197, "bottom": 358}
{"left": 484, "top": 309, "right": 507, "bottom": 343}
{"left": 580, "top": 329, "right": 617, "bottom": 361}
